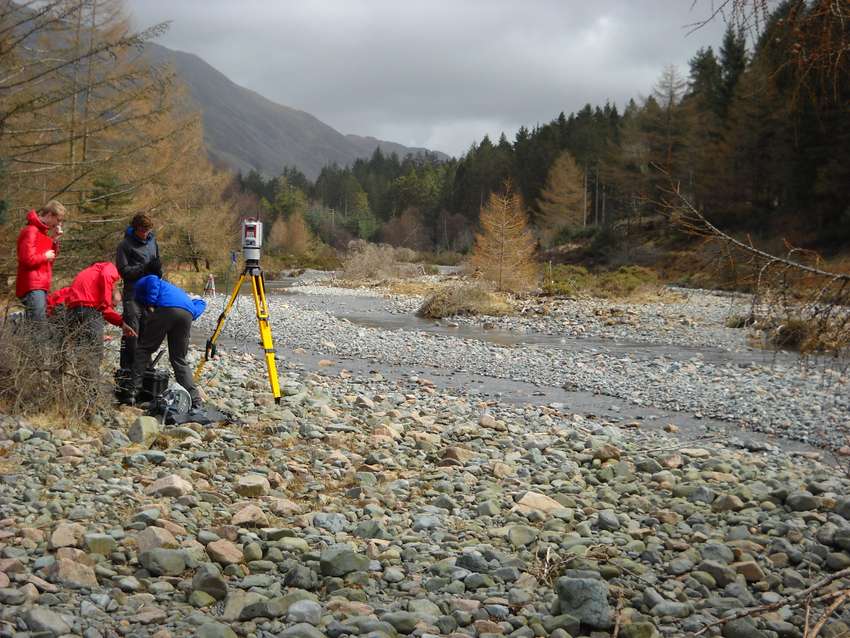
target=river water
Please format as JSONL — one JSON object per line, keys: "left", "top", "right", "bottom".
{"left": 191, "top": 280, "right": 831, "bottom": 459}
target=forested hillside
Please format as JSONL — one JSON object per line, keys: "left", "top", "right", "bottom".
{"left": 143, "top": 43, "right": 447, "bottom": 180}
{"left": 236, "top": 2, "right": 848, "bottom": 265}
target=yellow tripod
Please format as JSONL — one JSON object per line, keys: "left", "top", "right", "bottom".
{"left": 193, "top": 263, "right": 281, "bottom": 403}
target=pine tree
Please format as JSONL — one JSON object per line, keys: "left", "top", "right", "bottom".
{"left": 471, "top": 182, "right": 538, "bottom": 292}
{"left": 719, "top": 26, "right": 748, "bottom": 117}
{"left": 642, "top": 65, "right": 689, "bottom": 198}
{"left": 687, "top": 46, "right": 723, "bottom": 116}
{"left": 536, "top": 151, "right": 586, "bottom": 242}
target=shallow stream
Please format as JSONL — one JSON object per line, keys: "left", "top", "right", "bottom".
{"left": 191, "top": 282, "right": 830, "bottom": 459}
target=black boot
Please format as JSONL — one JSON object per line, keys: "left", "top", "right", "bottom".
{"left": 119, "top": 335, "right": 137, "bottom": 369}
{"left": 114, "top": 368, "right": 135, "bottom": 405}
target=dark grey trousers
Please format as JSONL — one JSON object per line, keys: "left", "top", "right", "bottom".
{"left": 131, "top": 306, "right": 200, "bottom": 407}
{"left": 66, "top": 306, "right": 104, "bottom": 384}
{"left": 119, "top": 298, "right": 143, "bottom": 369}
{"left": 21, "top": 290, "right": 47, "bottom": 322}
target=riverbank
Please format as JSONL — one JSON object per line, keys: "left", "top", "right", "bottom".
{"left": 196, "top": 278, "right": 849, "bottom": 453}
{"left": 2, "top": 345, "right": 850, "bottom": 637}
{"left": 1, "top": 275, "right": 849, "bottom": 637}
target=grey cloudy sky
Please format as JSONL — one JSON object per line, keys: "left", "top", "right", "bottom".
{"left": 126, "top": 1, "right": 728, "bottom": 157}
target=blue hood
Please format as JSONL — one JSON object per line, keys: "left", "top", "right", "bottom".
{"left": 125, "top": 226, "right": 155, "bottom": 244}
{"left": 134, "top": 275, "right": 206, "bottom": 320}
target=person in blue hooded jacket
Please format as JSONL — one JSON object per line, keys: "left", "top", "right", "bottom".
{"left": 127, "top": 274, "right": 207, "bottom": 409}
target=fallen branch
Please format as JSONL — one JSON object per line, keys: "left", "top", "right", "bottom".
{"left": 667, "top": 184, "right": 849, "bottom": 283}
{"left": 611, "top": 589, "right": 625, "bottom": 638}
{"left": 695, "top": 567, "right": 850, "bottom": 635}
{"left": 805, "top": 596, "right": 813, "bottom": 637}
{"left": 807, "top": 590, "right": 850, "bottom": 638}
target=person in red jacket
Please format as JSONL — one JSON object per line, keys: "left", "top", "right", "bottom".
{"left": 16, "top": 200, "right": 66, "bottom": 321}
{"left": 48, "top": 262, "right": 137, "bottom": 381}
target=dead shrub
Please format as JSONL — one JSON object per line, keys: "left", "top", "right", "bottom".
{"left": 0, "top": 311, "right": 110, "bottom": 419}
{"left": 767, "top": 317, "right": 847, "bottom": 353}
{"left": 772, "top": 319, "right": 811, "bottom": 349}
{"left": 529, "top": 546, "right": 573, "bottom": 587}
{"left": 342, "top": 242, "right": 400, "bottom": 280}
{"left": 417, "top": 285, "right": 512, "bottom": 319}
{"left": 342, "top": 241, "right": 429, "bottom": 281}
{"left": 393, "top": 247, "right": 419, "bottom": 263}
{"left": 725, "top": 313, "right": 757, "bottom": 329}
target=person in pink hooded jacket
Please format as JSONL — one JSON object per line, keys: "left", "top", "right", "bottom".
{"left": 47, "top": 262, "right": 137, "bottom": 382}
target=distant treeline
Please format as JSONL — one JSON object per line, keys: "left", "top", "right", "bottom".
{"left": 238, "top": 1, "right": 849, "bottom": 255}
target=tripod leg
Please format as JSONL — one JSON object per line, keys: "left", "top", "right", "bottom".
{"left": 194, "top": 272, "right": 246, "bottom": 381}
{"left": 250, "top": 271, "right": 282, "bottom": 403}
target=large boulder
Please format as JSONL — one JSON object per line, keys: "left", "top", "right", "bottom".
{"left": 129, "top": 416, "right": 160, "bottom": 446}
{"left": 319, "top": 545, "right": 370, "bottom": 576}
{"left": 24, "top": 607, "right": 71, "bottom": 637}
{"left": 192, "top": 563, "right": 228, "bottom": 601}
{"left": 46, "top": 558, "right": 98, "bottom": 589}
{"left": 145, "top": 474, "right": 193, "bottom": 497}
{"left": 235, "top": 474, "right": 270, "bottom": 497}
{"left": 555, "top": 577, "right": 613, "bottom": 629}
{"left": 138, "top": 548, "right": 186, "bottom": 576}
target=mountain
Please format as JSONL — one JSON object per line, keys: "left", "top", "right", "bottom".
{"left": 145, "top": 44, "right": 447, "bottom": 180}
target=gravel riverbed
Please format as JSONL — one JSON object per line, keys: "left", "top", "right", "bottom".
{"left": 197, "top": 283, "right": 850, "bottom": 452}
{"left": 2, "top": 279, "right": 849, "bottom": 637}
{"left": 1, "top": 346, "right": 850, "bottom": 638}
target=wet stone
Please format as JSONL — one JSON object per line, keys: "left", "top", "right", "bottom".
{"left": 320, "top": 546, "right": 370, "bottom": 576}
{"left": 555, "top": 577, "right": 612, "bottom": 630}
{"left": 138, "top": 548, "right": 186, "bottom": 576}
{"left": 24, "top": 606, "right": 72, "bottom": 637}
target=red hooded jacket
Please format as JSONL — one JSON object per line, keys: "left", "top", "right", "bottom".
{"left": 48, "top": 262, "right": 123, "bottom": 327}
{"left": 16, "top": 210, "right": 59, "bottom": 297}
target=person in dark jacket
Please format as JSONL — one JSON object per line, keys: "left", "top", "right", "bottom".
{"left": 128, "top": 275, "right": 206, "bottom": 409}
{"left": 116, "top": 213, "right": 162, "bottom": 369}
{"left": 16, "top": 200, "right": 65, "bottom": 321}
{"left": 47, "top": 262, "right": 137, "bottom": 382}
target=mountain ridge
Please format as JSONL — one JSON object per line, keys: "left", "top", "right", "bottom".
{"left": 145, "top": 43, "right": 447, "bottom": 180}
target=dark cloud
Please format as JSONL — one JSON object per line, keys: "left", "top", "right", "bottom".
{"left": 126, "top": 0, "right": 727, "bottom": 157}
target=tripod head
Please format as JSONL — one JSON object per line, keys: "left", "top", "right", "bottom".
{"left": 242, "top": 218, "right": 263, "bottom": 268}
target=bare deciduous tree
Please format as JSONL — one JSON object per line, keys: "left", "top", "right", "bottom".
{"left": 380, "top": 207, "right": 428, "bottom": 251}
{"left": 471, "top": 181, "right": 538, "bottom": 293}
{"left": 536, "top": 150, "right": 586, "bottom": 241}
{"left": 0, "top": 0, "right": 201, "bottom": 277}
{"left": 269, "top": 210, "right": 313, "bottom": 258}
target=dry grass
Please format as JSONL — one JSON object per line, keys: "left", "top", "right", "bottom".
{"left": 0, "top": 313, "right": 110, "bottom": 421}
{"left": 417, "top": 284, "right": 512, "bottom": 319}
{"left": 25, "top": 410, "right": 106, "bottom": 436}
{"left": 725, "top": 313, "right": 757, "bottom": 329}
{"left": 385, "top": 281, "right": 444, "bottom": 297}
{"left": 542, "top": 264, "right": 661, "bottom": 299}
